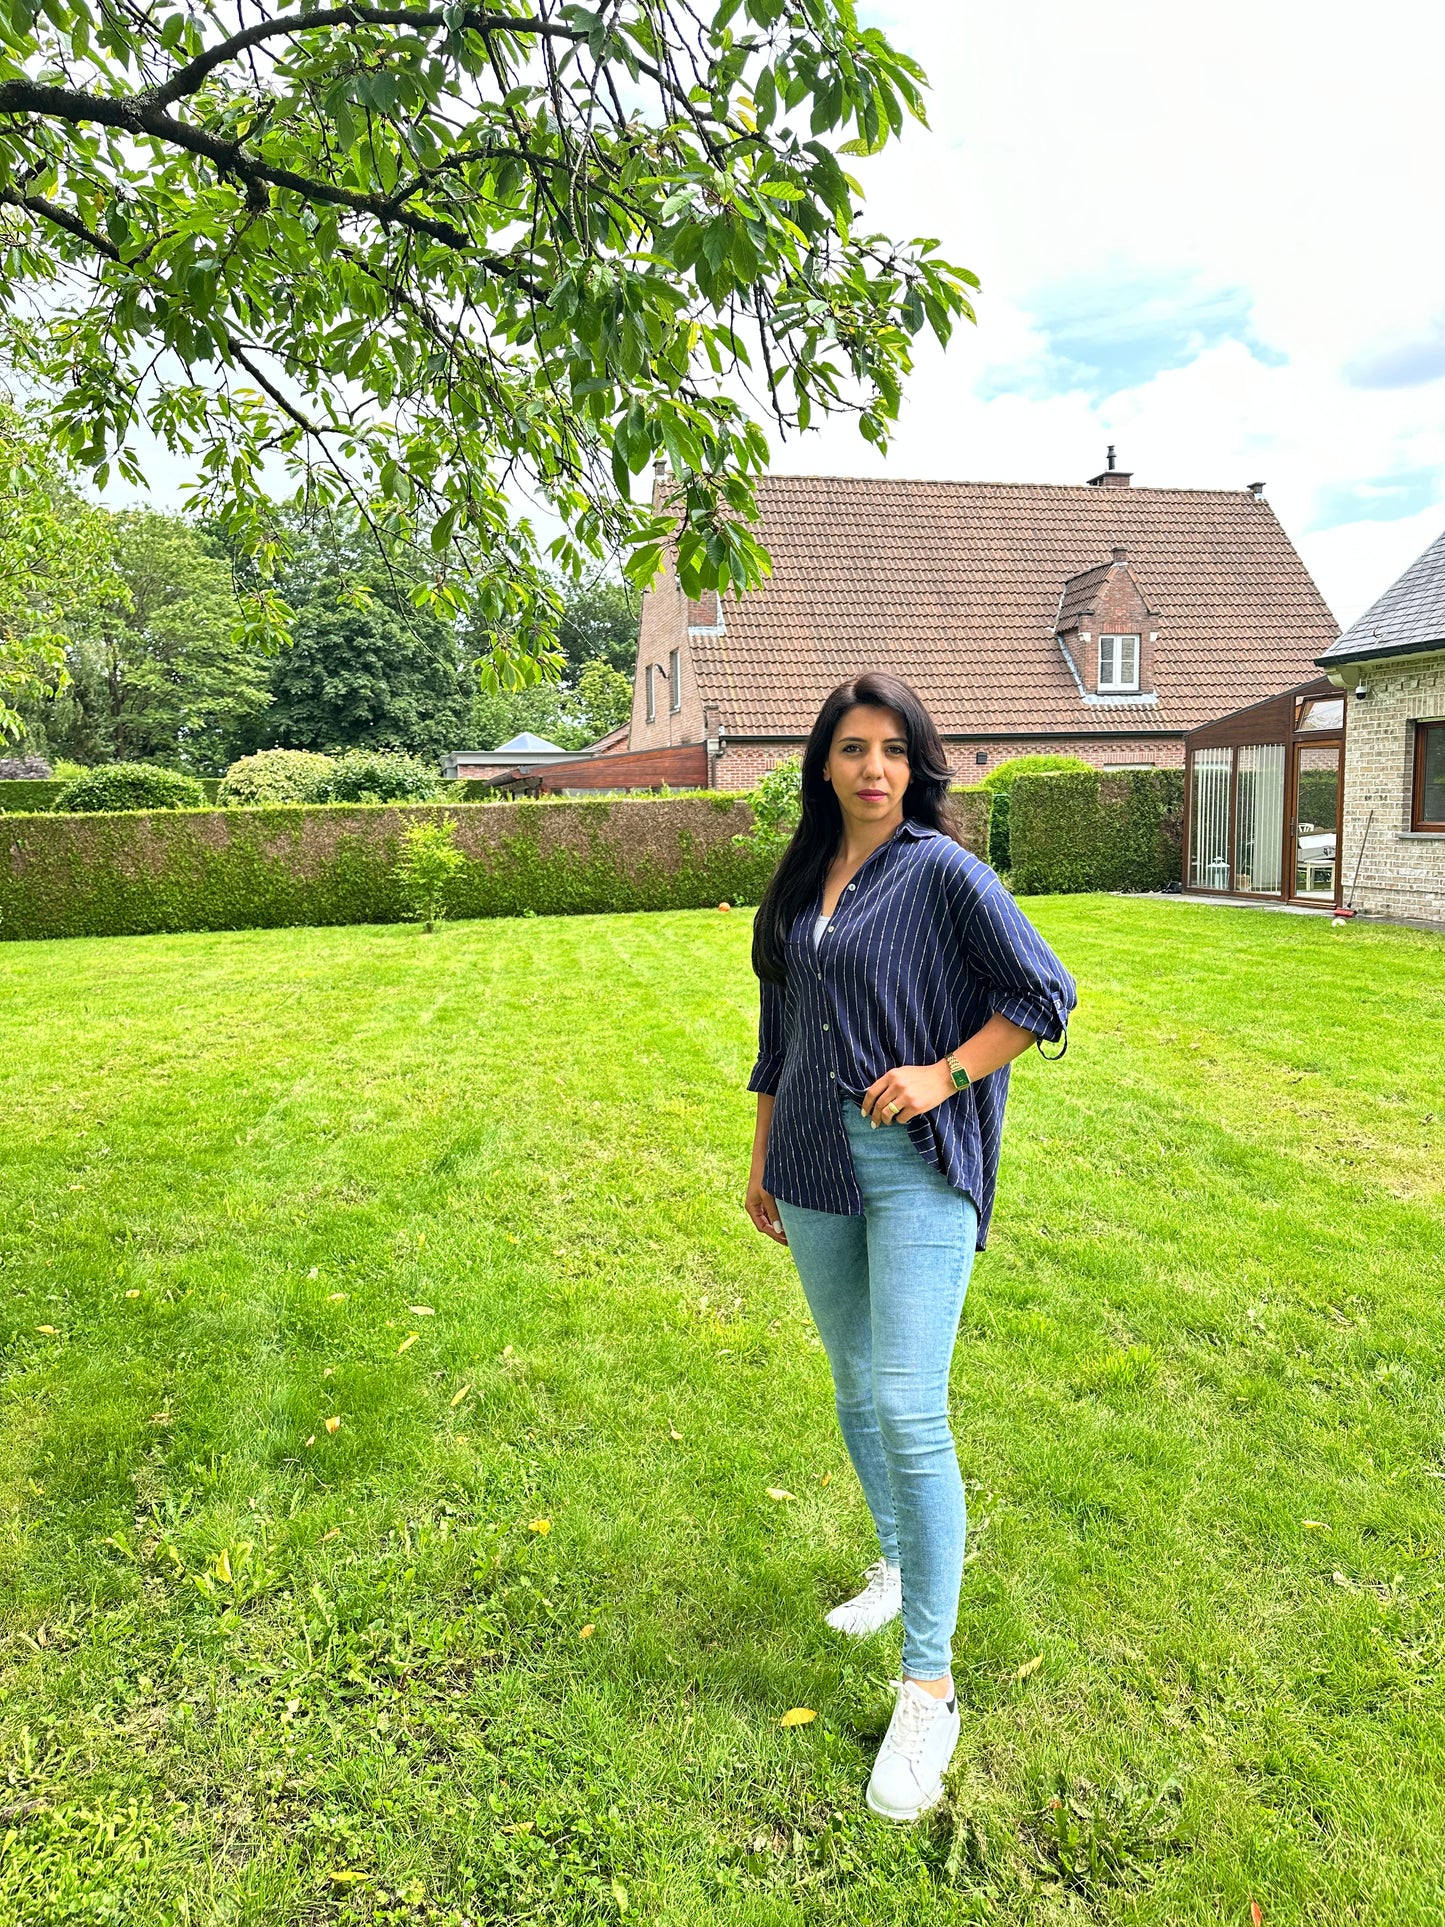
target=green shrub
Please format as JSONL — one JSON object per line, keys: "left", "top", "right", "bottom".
{"left": 52, "top": 763, "right": 208, "bottom": 814}
{"left": 1010, "top": 769, "right": 1184, "bottom": 895}
{"left": 395, "top": 819, "right": 466, "bottom": 931}
{"left": 218, "top": 749, "right": 334, "bottom": 805}
{"left": 981, "top": 755, "right": 1092, "bottom": 872}
{"left": 0, "top": 779, "right": 66, "bottom": 813}
{"left": 733, "top": 756, "right": 801, "bottom": 858}
{"left": 312, "top": 750, "right": 440, "bottom": 804}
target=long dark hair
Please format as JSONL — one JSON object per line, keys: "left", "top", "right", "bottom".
{"left": 751, "top": 671, "right": 964, "bottom": 985}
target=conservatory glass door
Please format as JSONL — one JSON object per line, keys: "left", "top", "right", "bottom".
{"left": 1291, "top": 744, "right": 1341, "bottom": 902}
{"left": 1234, "top": 744, "right": 1286, "bottom": 894}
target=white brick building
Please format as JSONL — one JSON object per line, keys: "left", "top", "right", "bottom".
{"left": 1318, "top": 530, "right": 1445, "bottom": 926}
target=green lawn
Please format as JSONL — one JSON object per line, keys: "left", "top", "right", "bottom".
{"left": 2, "top": 898, "right": 1442, "bottom": 1926}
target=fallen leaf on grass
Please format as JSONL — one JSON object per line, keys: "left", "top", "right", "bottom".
{"left": 319, "top": 1528, "right": 340, "bottom": 1544}
{"left": 499, "top": 1821, "right": 534, "bottom": 1836}
{"left": 124, "top": 1289, "right": 140, "bottom": 1299}
{"left": 1301, "top": 1520, "right": 1330, "bottom": 1531}
{"left": 307, "top": 1267, "right": 319, "bottom": 1280}
{"left": 324, "top": 1416, "right": 340, "bottom": 1435}
{"left": 35, "top": 1326, "right": 58, "bottom": 1336}
{"left": 765, "top": 1487, "right": 796, "bottom": 1503}
{"left": 149, "top": 1413, "right": 171, "bottom": 1426}
{"left": 408, "top": 1305, "right": 435, "bottom": 1316}
{"left": 579, "top": 1624, "right": 595, "bottom": 1639}
{"left": 779, "top": 1707, "right": 816, "bottom": 1727}
{"left": 326, "top": 1870, "right": 366, "bottom": 1886}
{"left": 819, "top": 1472, "right": 832, "bottom": 1487}
{"left": 1013, "top": 1654, "right": 1043, "bottom": 1682}
{"left": 397, "top": 1333, "right": 419, "bottom": 1354}
{"left": 1251, "top": 1904, "right": 1262, "bottom": 1927}
{"left": 669, "top": 1426, "right": 683, "bottom": 1442}
{"left": 326, "top": 1292, "right": 346, "bottom": 1303}
{"left": 502, "top": 1344, "right": 515, "bottom": 1358}
{"left": 1332, "top": 1570, "right": 1353, "bottom": 1588}
{"left": 449, "top": 1384, "right": 473, "bottom": 1408}
{"left": 214, "top": 1548, "right": 232, "bottom": 1583}
{"left": 304, "top": 1435, "right": 316, "bottom": 1447}
{"left": 529, "top": 1518, "right": 551, "bottom": 1535}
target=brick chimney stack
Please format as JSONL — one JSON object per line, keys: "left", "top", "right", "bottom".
{"left": 1087, "top": 445, "right": 1133, "bottom": 489}
{"left": 1112, "top": 545, "right": 1129, "bottom": 565}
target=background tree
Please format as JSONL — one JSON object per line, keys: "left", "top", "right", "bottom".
{"left": 257, "top": 579, "right": 473, "bottom": 762}
{"left": 0, "top": 1, "right": 974, "bottom": 692}
{"left": 37, "top": 510, "right": 271, "bottom": 771}
{"left": 469, "top": 656, "right": 632, "bottom": 751}
{"left": 0, "top": 402, "right": 116, "bottom": 744}
{"left": 554, "top": 577, "right": 641, "bottom": 682}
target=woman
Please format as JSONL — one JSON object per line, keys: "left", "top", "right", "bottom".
{"left": 743, "top": 671, "right": 1076, "bottom": 1823}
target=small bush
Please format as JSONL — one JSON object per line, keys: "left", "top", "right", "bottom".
{"left": 982, "top": 755, "right": 1092, "bottom": 872}
{"left": 395, "top": 819, "right": 467, "bottom": 931}
{"left": 733, "top": 756, "right": 802, "bottom": 859}
{"left": 312, "top": 750, "right": 440, "bottom": 804}
{"left": 218, "top": 749, "right": 334, "bottom": 806}
{"left": 0, "top": 754, "right": 51, "bottom": 779}
{"left": 52, "top": 763, "right": 208, "bottom": 814}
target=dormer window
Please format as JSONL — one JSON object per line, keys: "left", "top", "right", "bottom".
{"left": 1098, "top": 634, "right": 1140, "bottom": 693}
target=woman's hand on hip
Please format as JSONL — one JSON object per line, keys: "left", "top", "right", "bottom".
{"left": 745, "top": 1175, "right": 788, "bottom": 1244}
{"left": 861, "top": 1061, "right": 955, "bottom": 1125}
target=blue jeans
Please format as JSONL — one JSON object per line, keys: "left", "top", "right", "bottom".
{"left": 776, "top": 1096, "right": 978, "bottom": 1679}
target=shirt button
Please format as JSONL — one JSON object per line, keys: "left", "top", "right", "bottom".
{"left": 846, "top": 883, "right": 855, "bottom": 890}
{"left": 829, "top": 1071, "right": 836, "bottom": 1079}
{"left": 827, "top": 922, "right": 835, "bottom": 930}
{"left": 822, "top": 1022, "right": 829, "bottom": 1031}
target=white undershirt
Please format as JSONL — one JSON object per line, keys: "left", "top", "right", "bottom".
{"left": 813, "top": 910, "right": 831, "bottom": 949}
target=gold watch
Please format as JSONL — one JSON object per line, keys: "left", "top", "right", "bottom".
{"left": 945, "top": 1050, "right": 971, "bottom": 1091}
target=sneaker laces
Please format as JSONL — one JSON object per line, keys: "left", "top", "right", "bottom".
{"left": 854, "top": 1558, "right": 897, "bottom": 1604}
{"left": 886, "top": 1681, "right": 942, "bottom": 1764}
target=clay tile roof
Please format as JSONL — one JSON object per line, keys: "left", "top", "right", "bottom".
{"left": 688, "top": 475, "right": 1338, "bottom": 736}
{"left": 1317, "top": 521, "right": 1445, "bottom": 666}
{"left": 1054, "top": 561, "right": 1113, "bottom": 630}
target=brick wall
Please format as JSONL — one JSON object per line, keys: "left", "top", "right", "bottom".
{"left": 712, "top": 735, "right": 1183, "bottom": 791}
{"left": 1337, "top": 652, "right": 1445, "bottom": 924}
{"left": 631, "top": 552, "right": 707, "bottom": 752}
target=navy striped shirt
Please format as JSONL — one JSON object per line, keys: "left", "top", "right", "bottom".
{"left": 748, "top": 819, "right": 1076, "bottom": 1247}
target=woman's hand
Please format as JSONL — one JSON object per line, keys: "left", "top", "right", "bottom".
{"left": 861, "top": 1060, "right": 955, "bottom": 1125}
{"left": 745, "top": 1172, "right": 788, "bottom": 1244}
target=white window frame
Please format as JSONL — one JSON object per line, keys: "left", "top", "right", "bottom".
{"left": 644, "top": 664, "right": 656, "bottom": 723}
{"left": 668, "top": 646, "right": 682, "bottom": 712}
{"left": 1098, "top": 633, "right": 1141, "bottom": 693}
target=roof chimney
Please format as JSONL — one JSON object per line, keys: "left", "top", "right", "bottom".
{"left": 1246, "top": 480, "right": 1266, "bottom": 500}
{"left": 1111, "top": 545, "right": 1128, "bottom": 566}
{"left": 1087, "top": 444, "right": 1133, "bottom": 488}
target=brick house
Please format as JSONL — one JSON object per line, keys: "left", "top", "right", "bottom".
{"left": 627, "top": 456, "right": 1339, "bottom": 789}
{"left": 1317, "top": 526, "right": 1445, "bottom": 924}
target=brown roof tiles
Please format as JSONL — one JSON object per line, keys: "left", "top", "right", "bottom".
{"left": 689, "top": 475, "right": 1338, "bottom": 737}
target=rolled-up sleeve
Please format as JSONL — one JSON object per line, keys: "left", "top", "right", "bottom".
{"left": 958, "top": 872, "right": 1076, "bottom": 1044}
{"left": 746, "top": 972, "right": 788, "bottom": 1094}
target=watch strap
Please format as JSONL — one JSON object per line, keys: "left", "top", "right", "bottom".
{"left": 945, "top": 1049, "right": 970, "bottom": 1090}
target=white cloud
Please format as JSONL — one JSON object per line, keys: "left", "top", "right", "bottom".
{"left": 768, "top": 0, "right": 1445, "bottom": 627}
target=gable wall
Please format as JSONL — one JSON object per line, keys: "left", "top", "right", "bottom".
{"left": 630, "top": 554, "right": 707, "bottom": 751}
{"left": 1336, "top": 652, "right": 1445, "bottom": 924}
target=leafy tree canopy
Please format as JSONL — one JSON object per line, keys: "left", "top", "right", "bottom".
{"left": 0, "top": 0, "right": 974, "bottom": 689}
{"left": 0, "top": 400, "right": 117, "bottom": 739}
{"left": 469, "top": 653, "right": 630, "bottom": 750}
{"left": 554, "top": 575, "right": 640, "bottom": 681}
{"left": 34, "top": 508, "right": 272, "bottom": 771}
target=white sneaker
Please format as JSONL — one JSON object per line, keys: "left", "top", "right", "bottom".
{"left": 824, "top": 1559, "right": 902, "bottom": 1637}
{"left": 865, "top": 1678, "right": 960, "bottom": 1822}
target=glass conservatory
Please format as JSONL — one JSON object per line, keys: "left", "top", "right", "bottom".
{"left": 1182, "top": 677, "right": 1346, "bottom": 907}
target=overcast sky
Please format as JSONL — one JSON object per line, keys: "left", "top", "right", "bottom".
{"left": 771, "top": 0, "right": 1445, "bottom": 626}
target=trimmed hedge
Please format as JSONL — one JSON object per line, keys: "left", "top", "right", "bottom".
{"left": 0, "top": 785, "right": 993, "bottom": 942}
{"left": 0, "top": 780, "right": 66, "bottom": 812}
{"left": 0, "top": 776, "right": 223, "bottom": 813}
{"left": 1010, "top": 769, "right": 1184, "bottom": 895}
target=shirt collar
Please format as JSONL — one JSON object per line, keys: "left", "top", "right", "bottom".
{"left": 894, "top": 817, "right": 940, "bottom": 840}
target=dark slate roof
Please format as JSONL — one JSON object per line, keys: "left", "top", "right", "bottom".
{"left": 1317, "top": 523, "right": 1445, "bottom": 666}
{"left": 689, "top": 475, "right": 1337, "bottom": 737}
